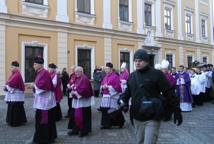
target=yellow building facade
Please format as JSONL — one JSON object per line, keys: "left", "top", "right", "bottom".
{"left": 0, "top": 0, "right": 213, "bottom": 95}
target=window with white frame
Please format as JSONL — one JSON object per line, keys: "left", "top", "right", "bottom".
{"left": 119, "top": 0, "right": 129, "bottom": 21}
{"left": 77, "top": 0, "right": 90, "bottom": 14}
{"left": 25, "top": 0, "right": 43, "bottom": 5}
{"left": 164, "top": 8, "right": 172, "bottom": 30}
{"left": 145, "top": 3, "right": 152, "bottom": 26}
{"left": 185, "top": 13, "right": 192, "bottom": 34}
{"left": 201, "top": 18, "right": 208, "bottom": 38}
{"left": 187, "top": 55, "right": 193, "bottom": 68}
{"left": 166, "top": 54, "right": 173, "bottom": 68}
{"left": 120, "top": 51, "right": 130, "bottom": 72}
{"left": 77, "top": 49, "right": 91, "bottom": 79}
{"left": 202, "top": 56, "right": 207, "bottom": 63}
{"left": 25, "top": 46, "right": 43, "bottom": 82}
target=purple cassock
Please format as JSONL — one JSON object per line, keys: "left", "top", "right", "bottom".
{"left": 164, "top": 72, "right": 176, "bottom": 88}
{"left": 175, "top": 71, "right": 193, "bottom": 111}
{"left": 33, "top": 68, "right": 56, "bottom": 124}
{"left": 119, "top": 70, "right": 129, "bottom": 93}
{"left": 5, "top": 69, "right": 25, "bottom": 102}
{"left": 101, "top": 72, "right": 122, "bottom": 94}
{"left": 6, "top": 69, "right": 25, "bottom": 92}
{"left": 100, "top": 72, "right": 125, "bottom": 128}
{"left": 50, "top": 72, "right": 63, "bottom": 102}
{"left": 72, "top": 74, "right": 93, "bottom": 131}
{"left": 5, "top": 69, "right": 27, "bottom": 126}
{"left": 67, "top": 72, "right": 77, "bottom": 123}
{"left": 68, "top": 73, "right": 77, "bottom": 86}
{"left": 73, "top": 74, "right": 93, "bottom": 98}
{"left": 101, "top": 72, "right": 122, "bottom": 109}
{"left": 119, "top": 70, "right": 129, "bottom": 81}
{"left": 35, "top": 68, "right": 53, "bottom": 91}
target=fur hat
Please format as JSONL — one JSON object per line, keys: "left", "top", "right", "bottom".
{"left": 161, "top": 59, "right": 169, "bottom": 69}
{"left": 121, "top": 62, "right": 126, "bottom": 69}
{"left": 154, "top": 63, "right": 161, "bottom": 70}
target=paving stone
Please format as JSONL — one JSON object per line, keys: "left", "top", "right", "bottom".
{"left": 0, "top": 96, "right": 213, "bottom": 144}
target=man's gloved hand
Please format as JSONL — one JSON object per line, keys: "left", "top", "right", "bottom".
{"left": 173, "top": 109, "right": 183, "bottom": 126}
{"left": 117, "top": 98, "right": 129, "bottom": 112}
{"left": 117, "top": 98, "right": 124, "bottom": 105}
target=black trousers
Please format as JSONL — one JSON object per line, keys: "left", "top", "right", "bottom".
{"left": 73, "top": 107, "right": 92, "bottom": 134}
{"left": 67, "top": 97, "right": 72, "bottom": 117}
{"left": 55, "top": 103, "right": 62, "bottom": 121}
{"left": 192, "top": 95, "right": 202, "bottom": 106}
{"left": 6, "top": 102, "right": 27, "bottom": 127}
{"left": 101, "top": 108, "right": 125, "bottom": 128}
{"left": 33, "top": 108, "right": 57, "bottom": 144}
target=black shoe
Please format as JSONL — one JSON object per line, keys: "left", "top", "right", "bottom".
{"left": 67, "top": 131, "right": 78, "bottom": 136}
{"left": 64, "top": 115, "right": 69, "bottom": 118}
{"left": 97, "top": 108, "right": 101, "bottom": 112}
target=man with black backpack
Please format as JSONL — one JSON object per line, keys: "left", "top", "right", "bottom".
{"left": 119, "top": 49, "right": 182, "bottom": 144}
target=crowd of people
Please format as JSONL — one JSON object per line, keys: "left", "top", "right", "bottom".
{"left": 4, "top": 49, "right": 213, "bottom": 144}
{"left": 155, "top": 59, "right": 214, "bottom": 112}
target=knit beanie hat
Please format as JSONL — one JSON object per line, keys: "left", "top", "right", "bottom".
{"left": 133, "top": 49, "right": 149, "bottom": 62}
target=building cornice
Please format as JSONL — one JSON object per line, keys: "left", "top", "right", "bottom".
{"left": 0, "top": 13, "right": 213, "bottom": 49}
{"left": 163, "top": 0, "right": 176, "bottom": 6}
{"left": 156, "top": 37, "right": 214, "bottom": 49}
{"left": 0, "top": 13, "right": 145, "bottom": 41}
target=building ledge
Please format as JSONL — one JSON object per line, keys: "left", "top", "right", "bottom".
{"left": 118, "top": 20, "right": 133, "bottom": 32}
{"left": 164, "top": 29, "right": 175, "bottom": 38}
{"left": 75, "top": 11, "right": 96, "bottom": 26}
{"left": 22, "top": 1, "right": 49, "bottom": 18}
{"left": 185, "top": 33, "right": 194, "bottom": 41}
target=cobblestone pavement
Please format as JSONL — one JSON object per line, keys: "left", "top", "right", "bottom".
{"left": 0, "top": 96, "right": 214, "bottom": 144}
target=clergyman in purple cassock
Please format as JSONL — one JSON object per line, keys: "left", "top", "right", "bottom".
{"left": 33, "top": 56, "right": 57, "bottom": 144}
{"left": 67, "top": 66, "right": 93, "bottom": 137}
{"left": 67, "top": 65, "right": 77, "bottom": 129}
{"left": 48, "top": 63, "right": 63, "bottom": 121}
{"left": 4, "top": 61, "right": 27, "bottom": 126}
{"left": 100, "top": 62, "right": 125, "bottom": 129}
{"left": 164, "top": 72, "right": 176, "bottom": 88}
{"left": 175, "top": 65, "right": 193, "bottom": 112}
{"left": 120, "top": 62, "right": 129, "bottom": 93}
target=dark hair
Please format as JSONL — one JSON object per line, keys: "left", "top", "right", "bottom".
{"left": 179, "top": 65, "right": 184, "bottom": 69}
{"left": 48, "top": 63, "right": 57, "bottom": 69}
{"left": 11, "top": 61, "right": 19, "bottom": 67}
{"left": 106, "top": 62, "right": 113, "bottom": 68}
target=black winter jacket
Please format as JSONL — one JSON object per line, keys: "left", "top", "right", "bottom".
{"left": 121, "top": 65, "right": 181, "bottom": 121}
